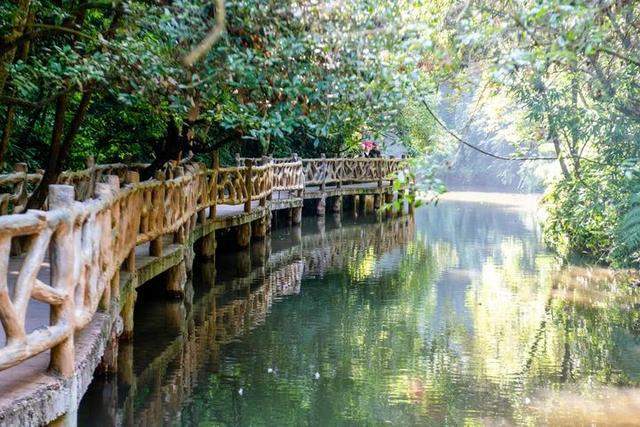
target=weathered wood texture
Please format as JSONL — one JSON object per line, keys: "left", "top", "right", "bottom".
{"left": 0, "top": 156, "right": 407, "bottom": 378}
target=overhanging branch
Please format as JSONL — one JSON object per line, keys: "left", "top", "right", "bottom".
{"left": 182, "top": 0, "right": 226, "bottom": 67}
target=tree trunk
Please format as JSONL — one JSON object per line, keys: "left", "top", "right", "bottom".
{"left": 0, "top": 11, "right": 34, "bottom": 167}
{"left": 0, "top": 0, "right": 31, "bottom": 97}
{"left": 57, "top": 90, "right": 93, "bottom": 171}
{"left": 0, "top": 105, "right": 16, "bottom": 166}
{"left": 26, "top": 93, "right": 68, "bottom": 209}
{"left": 551, "top": 135, "right": 571, "bottom": 180}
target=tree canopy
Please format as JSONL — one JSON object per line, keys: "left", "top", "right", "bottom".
{"left": 2, "top": 0, "right": 640, "bottom": 265}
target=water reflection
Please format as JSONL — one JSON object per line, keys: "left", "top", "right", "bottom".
{"left": 79, "top": 200, "right": 640, "bottom": 426}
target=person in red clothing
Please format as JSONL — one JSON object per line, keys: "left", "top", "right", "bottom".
{"left": 361, "top": 139, "right": 381, "bottom": 157}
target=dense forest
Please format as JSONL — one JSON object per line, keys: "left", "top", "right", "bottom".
{"left": 1, "top": 0, "right": 639, "bottom": 265}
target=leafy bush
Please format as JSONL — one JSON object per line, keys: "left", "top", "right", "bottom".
{"left": 543, "top": 165, "right": 633, "bottom": 265}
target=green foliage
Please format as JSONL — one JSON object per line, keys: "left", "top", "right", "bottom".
{"left": 612, "top": 163, "right": 640, "bottom": 266}
{"left": 437, "top": 0, "right": 640, "bottom": 264}
{"left": 543, "top": 176, "right": 621, "bottom": 262}
{"left": 381, "top": 157, "right": 446, "bottom": 213}
{"left": 1, "top": 0, "right": 439, "bottom": 174}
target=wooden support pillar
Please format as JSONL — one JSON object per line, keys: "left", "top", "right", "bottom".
{"left": 332, "top": 195, "right": 342, "bottom": 213}
{"left": 316, "top": 194, "right": 326, "bottom": 216}
{"left": 120, "top": 287, "right": 137, "bottom": 341}
{"left": 184, "top": 244, "right": 195, "bottom": 277}
{"left": 374, "top": 193, "right": 382, "bottom": 210}
{"left": 316, "top": 216, "right": 326, "bottom": 237}
{"left": 332, "top": 211, "right": 342, "bottom": 228}
{"left": 48, "top": 185, "right": 76, "bottom": 378}
{"left": 166, "top": 260, "right": 187, "bottom": 299}
{"left": 197, "top": 231, "right": 217, "bottom": 260}
{"left": 95, "top": 370, "right": 118, "bottom": 425}
{"left": 118, "top": 341, "right": 135, "bottom": 427}
{"left": 97, "top": 318, "right": 120, "bottom": 376}
{"left": 199, "top": 260, "right": 216, "bottom": 287}
{"left": 352, "top": 195, "right": 360, "bottom": 217}
{"left": 292, "top": 206, "right": 302, "bottom": 225}
{"left": 292, "top": 225, "right": 302, "bottom": 246}
{"left": 237, "top": 222, "right": 251, "bottom": 248}
{"left": 118, "top": 341, "right": 134, "bottom": 387}
{"left": 287, "top": 207, "right": 293, "bottom": 224}
{"left": 237, "top": 249, "right": 252, "bottom": 277}
{"left": 166, "top": 298, "right": 187, "bottom": 330}
{"left": 252, "top": 216, "right": 268, "bottom": 239}
{"left": 385, "top": 191, "right": 395, "bottom": 219}
{"left": 251, "top": 238, "right": 269, "bottom": 267}
{"left": 363, "top": 195, "right": 374, "bottom": 214}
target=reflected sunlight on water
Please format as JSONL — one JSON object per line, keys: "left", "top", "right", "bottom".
{"left": 78, "top": 194, "right": 640, "bottom": 426}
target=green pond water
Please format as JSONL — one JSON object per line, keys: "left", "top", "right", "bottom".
{"left": 78, "top": 197, "right": 640, "bottom": 426}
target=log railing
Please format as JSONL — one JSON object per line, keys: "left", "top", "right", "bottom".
{"left": 0, "top": 156, "right": 406, "bottom": 377}
{"left": 302, "top": 156, "right": 407, "bottom": 186}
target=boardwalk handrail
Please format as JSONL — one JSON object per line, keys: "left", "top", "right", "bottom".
{"left": 0, "top": 156, "right": 406, "bottom": 377}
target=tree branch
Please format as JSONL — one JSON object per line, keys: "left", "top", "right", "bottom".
{"left": 421, "top": 100, "right": 557, "bottom": 161}
{"left": 182, "top": 0, "right": 226, "bottom": 66}
{"left": 597, "top": 47, "right": 640, "bottom": 67}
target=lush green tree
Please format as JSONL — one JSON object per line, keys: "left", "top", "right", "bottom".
{"left": 0, "top": 0, "right": 438, "bottom": 207}
{"left": 426, "top": 0, "right": 640, "bottom": 264}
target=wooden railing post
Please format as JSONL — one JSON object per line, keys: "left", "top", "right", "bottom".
{"left": 97, "top": 175, "right": 120, "bottom": 310}
{"left": 244, "top": 159, "right": 253, "bottom": 213}
{"left": 48, "top": 184, "right": 76, "bottom": 378}
{"left": 209, "top": 150, "right": 219, "bottom": 219}
{"left": 9, "top": 163, "right": 28, "bottom": 255}
{"left": 125, "top": 171, "right": 139, "bottom": 273}
{"left": 173, "top": 167, "right": 186, "bottom": 244}
{"left": 320, "top": 153, "right": 326, "bottom": 191}
{"left": 85, "top": 155, "right": 96, "bottom": 200}
{"left": 260, "top": 156, "right": 270, "bottom": 208}
{"left": 236, "top": 153, "right": 242, "bottom": 167}
{"left": 292, "top": 153, "right": 303, "bottom": 198}
{"left": 150, "top": 170, "right": 165, "bottom": 257}
{"left": 13, "top": 163, "right": 28, "bottom": 208}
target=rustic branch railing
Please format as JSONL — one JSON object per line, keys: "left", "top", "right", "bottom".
{"left": 0, "top": 156, "right": 407, "bottom": 378}
{"left": 302, "top": 157, "right": 406, "bottom": 186}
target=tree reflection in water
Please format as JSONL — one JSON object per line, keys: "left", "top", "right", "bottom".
{"left": 78, "top": 200, "right": 640, "bottom": 426}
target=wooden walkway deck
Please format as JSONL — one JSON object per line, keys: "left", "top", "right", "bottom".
{"left": 0, "top": 156, "right": 410, "bottom": 425}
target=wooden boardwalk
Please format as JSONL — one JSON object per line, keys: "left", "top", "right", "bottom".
{"left": 0, "top": 156, "right": 411, "bottom": 425}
